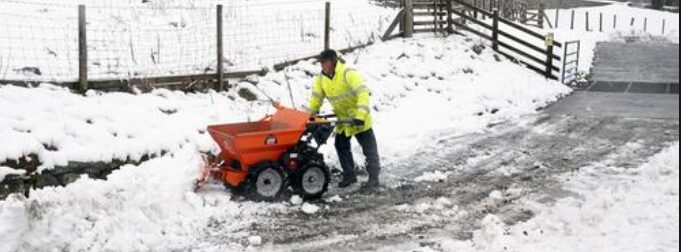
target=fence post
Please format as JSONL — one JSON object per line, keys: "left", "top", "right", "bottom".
{"left": 492, "top": 9, "right": 499, "bottom": 51}
{"left": 482, "top": 0, "right": 487, "bottom": 20}
{"left": 545, "top": 33, "right": 554, "bottom": 79}
{"left": 433, "top": 0, "right": 438, "bottom": 34}
{"left": 555, "top": 7, "right": 560, "bottom": 28}
{"left": 662, "top": 19, "right": 666, "bottom": 34}
{"left": 474, "top": 0, "right": 479, "bottom": 19}
{"left": 437, "top": 0, "right": 444, "bottom": 33}
{"left": 78, "top": 5, "right": 88, "bottom": 92}
{"left": 570, "top": 10, "right": 574, "bottom": 30}
{"left": 404, "top": 0, "right": 413, "bottom": 37}
{"left": 599, "top": 12, "right": 603, "bottom": 32}
{"left": 614, "top": 14, "right": 617, "bottom": 29}
{"left": 399, "top": 0, "right": 405, "bottom": 33}
{"left": 561, "top": 41, "right": 568, "bottom": 84}
{"left": 324, "top": 2, "right": 331, "bottom": 50}
{"left": 446, "top": 0, "right": 453, "bottom": 32}
{"left": 644, "top": 17, "right": 647, "bottom": 32}
{"left": 498, "top": 0, "right": 504, "bottom": 17}
{"left": 585, "top": 11, "right": 590, "bottom": 31}
{"left": 216, "top": 5, "right": 224, "bottom": 91}
{"left": 538, "top": 2, "right": 545, "bottom": 29}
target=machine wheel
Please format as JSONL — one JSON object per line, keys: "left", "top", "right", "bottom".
{"left": 293, "top": 163, "right": 330, "bottom": 200}
{"left": 244, "top": 162, "right": 286, "bottom": 202}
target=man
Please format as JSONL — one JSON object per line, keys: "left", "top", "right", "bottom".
{"left": 307, "top": 49, "right": 381, "bottom": 190}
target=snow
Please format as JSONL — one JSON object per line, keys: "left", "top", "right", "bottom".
{"left": 0, "top": 84, "right": 261, "bottom": 171}
{"left": 414, "top": 170, "right": 451, "bottom": 183}
{"left": 324, "top": 195, "right": 343, "bottom": 203}
{"left": 301, "top": 203, "right": 320, "bottom": 214}
{"left": 248, "top": 235, "right": 263, "bottom": 246}
{"left": 0, "top": 166, "right": 25, "bottom": 181}
{"left": 0, "top": 6, "right": 572, "bottom": 251}
{"left": 435, "top": 197, "right": 453, "bottom": 208}
{"left": 487, "top": 190, "right": 503, "bottom": 201}
{"left": 433, "top": 142, "right": 680, "bottom": 252}
{"left": 0, "top": 146, "right": 290, "bottom": 251}
{"left": 290, "top": 195, "right": 304, "bottom": 205}
{"left": 0, "top": 33, "right": 571, "bottom": 176}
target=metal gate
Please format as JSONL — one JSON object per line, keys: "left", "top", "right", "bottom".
{"left": 561, "top": 40, "right": 581, "bottom": 85}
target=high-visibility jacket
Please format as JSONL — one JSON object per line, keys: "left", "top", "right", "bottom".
{"left": 308, "top": 62, "right": 373, "bottom": 137}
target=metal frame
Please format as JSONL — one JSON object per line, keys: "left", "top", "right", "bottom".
{"left": 561, "top": 40, "right": 581, "bottom": 85}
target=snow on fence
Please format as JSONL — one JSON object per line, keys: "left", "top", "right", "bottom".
{"left": 0, "top": 0, "right": 394, "bottom": 88}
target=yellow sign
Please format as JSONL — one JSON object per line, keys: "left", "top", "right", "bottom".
{"left": 545, "top": 33, "right": 554, "bottom": 47}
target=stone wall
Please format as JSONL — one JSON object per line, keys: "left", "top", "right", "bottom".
{"left": 0, "top": 153, "right": 161, "bottom": 200}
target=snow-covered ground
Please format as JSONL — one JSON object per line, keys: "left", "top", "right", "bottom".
{"left": 544, "top": 1, "right": 680, "bottom": 73}
{"left": 0, "top": 0, "right": 394, "bottom": 81}
{"left": 1, "top": 1, "right": 678, "bottom": 251}
{"left": 0, "top": 32, "right": 571, "bottom": 251}
{"left": 0, "top": 33, "right": 571, "bottom": 173}
{"left": 398, "top": 142, "right": 679, "bottom": 252}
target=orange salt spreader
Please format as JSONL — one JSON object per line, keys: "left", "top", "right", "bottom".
{"left": 195, "top": 103, "right": 352, "bottom": 201}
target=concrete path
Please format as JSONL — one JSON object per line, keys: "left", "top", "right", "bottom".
{"left": 591, "top": 42, "right": 679, "bottom": 84}
{"left": 547, "top": 92, "right": 679, "bottom": 119}
{"left": 552, "top": 42, "right": 679, "bottom": 119}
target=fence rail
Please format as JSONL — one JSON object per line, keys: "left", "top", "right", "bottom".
{"left": 446, "top": 0, "right": 563, "bottom": 79}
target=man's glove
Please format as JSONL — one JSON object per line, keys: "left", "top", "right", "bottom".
{"left": 352, "top": 119, "right": 365, "bottom": 127}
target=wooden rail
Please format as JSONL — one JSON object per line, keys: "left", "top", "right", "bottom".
{"left": 448, "top": 0, "right": 562, "bottom": 79}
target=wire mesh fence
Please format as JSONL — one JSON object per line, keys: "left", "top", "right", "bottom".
{"left": 87, "top": 6, "right": 217, "bottom": 80}
{"left": 0, "top": 0, "right": 395, "bottom": 84}
{"left": 0, "top": 2, "right": 79, "bottom": 82}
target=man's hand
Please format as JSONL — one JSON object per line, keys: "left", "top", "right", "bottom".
{"left": 352, "top": 119, "right": 365, "bottom": 127}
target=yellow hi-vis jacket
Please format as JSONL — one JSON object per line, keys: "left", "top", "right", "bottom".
{"left": 308, "top": 62, "right": 373, "bottom": 137}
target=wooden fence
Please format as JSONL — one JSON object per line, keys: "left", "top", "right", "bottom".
{"left": 377, "top": 0, "right": 549, "bottom": 28}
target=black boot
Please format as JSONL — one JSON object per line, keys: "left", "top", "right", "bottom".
{"left": 338, "top": 177, "right": 358, "bottom": 188}
{"left": 359, "top": 179, "right": 380, "bottom": 193}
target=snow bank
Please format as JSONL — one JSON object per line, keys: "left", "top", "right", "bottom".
{"left": 0, "top": 84, "right": 267, "bottom": 171}
{"left": 0, "top": 34, "right": 571, "bottom": 175}
{"left": 437, "top": 142, "right": 680, "bottom": 252}
{"left": 0, "top": 146, "right": 288, "bottom": 252}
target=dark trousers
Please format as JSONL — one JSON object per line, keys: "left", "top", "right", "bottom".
{"left": 335, "top": 129, "right": 381, "bottom": 182}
